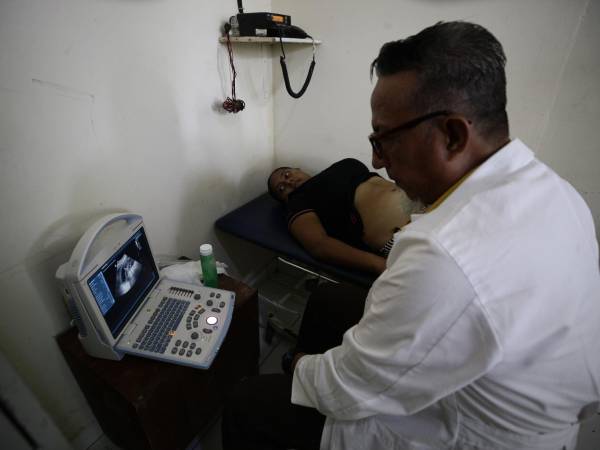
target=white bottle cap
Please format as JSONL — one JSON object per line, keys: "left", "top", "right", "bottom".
{"left": 199, "top": 244, "right": 213, "bottom": 256}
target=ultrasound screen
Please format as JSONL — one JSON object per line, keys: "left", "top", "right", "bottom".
{"left": 88, "top": 227, "right": 159, "bottom": 338}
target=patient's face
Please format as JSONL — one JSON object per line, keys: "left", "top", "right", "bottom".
{"left": 269, "top": 167, "right": 311, "bottom": 202}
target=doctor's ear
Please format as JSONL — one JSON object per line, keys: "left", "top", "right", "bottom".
{"left": 443, "top": 116, "right": 471, "bottom": 155}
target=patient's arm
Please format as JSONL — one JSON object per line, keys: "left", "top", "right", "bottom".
{"left": 290, "top": 212, "right": 386, "bottom": 274}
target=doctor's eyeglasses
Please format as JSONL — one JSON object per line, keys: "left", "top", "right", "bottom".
{"left": 368, "top": 110, "right": 451, "bottom": 158}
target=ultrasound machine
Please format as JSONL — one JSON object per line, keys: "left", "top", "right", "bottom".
{"left": 56, "top": 213, "right": 234, "bottom": 369}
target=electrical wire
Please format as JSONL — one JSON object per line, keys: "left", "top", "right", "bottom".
{"left": 223, "top": 24, "right": 245, "bottom": 113}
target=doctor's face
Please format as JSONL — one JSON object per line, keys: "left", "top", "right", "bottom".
{"left": 370, "top": 71, "right": 450, "bottom": 205}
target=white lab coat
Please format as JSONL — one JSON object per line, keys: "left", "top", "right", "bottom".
{"left": 292, "top": 139, "right": 600, "bottom": 450}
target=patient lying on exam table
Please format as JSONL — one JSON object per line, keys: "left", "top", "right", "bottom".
{"left": 268, "top": 158, "right": 420, "bottom": 274}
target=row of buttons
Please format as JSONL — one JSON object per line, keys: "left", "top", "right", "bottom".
{"left": 171, "top": 343, "right": 202, "bottom": 357}
{"left": 206, "top": 299, "right": 226, "bottom": 308}
{"left": 192, "top": 290, "right": 224, "bottom": 301}
{"left": 169, "top": 287, "right": 195, "bottom": 298}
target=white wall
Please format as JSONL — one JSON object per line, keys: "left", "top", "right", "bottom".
{"left": 0, "top": 0, "right": 274, "bottom": 443}
{"left": 272, "top": 0, "right": 600, "bottom": 242}
{"left": 537, "top": 0, "right": 600, "bottom": 240}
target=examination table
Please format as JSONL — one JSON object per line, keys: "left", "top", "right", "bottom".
{"left": 215, "top": 193, "right": 377, "bottom": 288}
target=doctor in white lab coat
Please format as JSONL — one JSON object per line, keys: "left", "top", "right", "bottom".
{"left": 222, "top": 21, "right": 600, "bottom": 450}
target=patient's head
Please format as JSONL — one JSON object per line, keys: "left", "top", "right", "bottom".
{"left": 268, "top": 167, "right": 311, "bottom": 202}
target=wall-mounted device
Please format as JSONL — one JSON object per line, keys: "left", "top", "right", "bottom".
{"left": 229, "top": 12, "right": 308, "bottom": 39}
{"left": 56, "top": 213, "right": 234, "bottom": 369}
{"left": 226, "top": 0, "right": 316, "bottom": 99}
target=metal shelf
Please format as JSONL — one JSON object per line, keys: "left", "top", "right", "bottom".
{"left": 219, "top": 36, "right": 321, "bottom": 45}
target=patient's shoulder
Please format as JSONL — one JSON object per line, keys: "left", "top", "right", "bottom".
{"left": 335, "top": 158, "right": 367, "bottom": 169}
{"left": 322, "top": 158, "right": 369, "bottom": 177}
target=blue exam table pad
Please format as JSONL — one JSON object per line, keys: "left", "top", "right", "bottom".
{"left": 215, "top": 193, "right": 377, "bottom": 288}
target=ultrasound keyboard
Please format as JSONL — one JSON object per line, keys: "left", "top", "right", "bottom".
{"left": 117, "top": 282, "right": 235, "bottom": 369}
{"left": 135, "top": 297, "right": 189, "bottom": 353}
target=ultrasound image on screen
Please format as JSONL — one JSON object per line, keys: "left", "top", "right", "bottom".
{"left": 88, "top": 227, "right": 159, "bottom": 338}
{"left": 115, "top": 254, "right": 142, "bottom": 296}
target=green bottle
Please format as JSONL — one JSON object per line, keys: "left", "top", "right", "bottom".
{"left": 199, "top": 244, "right": 218, "bottom": 288}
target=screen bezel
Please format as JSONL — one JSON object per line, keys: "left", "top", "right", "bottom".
{"left": 86, "top": 226, "right": 159, "bottom": 339}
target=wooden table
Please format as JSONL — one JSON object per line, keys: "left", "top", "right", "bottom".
{"left": 57, "top": 275, "right": 259, "bottom": 450}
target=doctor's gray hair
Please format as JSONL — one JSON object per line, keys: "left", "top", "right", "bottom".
{"left": 371, "top": 21, "right": 509, "bottom": 141}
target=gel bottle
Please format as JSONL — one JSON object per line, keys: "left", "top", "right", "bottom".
{"left": 199, "top": 244, "right": 218, "bottom": 288}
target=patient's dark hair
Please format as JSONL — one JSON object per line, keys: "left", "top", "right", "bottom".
{"left": 267, "top": 167, "right": 291, "bottom": 203}
{"left": 371, "top": 21, "right": 508, "bottom": 141}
